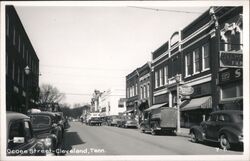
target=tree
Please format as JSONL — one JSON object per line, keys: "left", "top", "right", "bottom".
{"left": 38, "top": 84, "right": 65, "bottom": 105}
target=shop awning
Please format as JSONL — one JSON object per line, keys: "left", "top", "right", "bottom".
{"left": 145, "top": 103, "right": 168, "bottom": 112}
{"left": 181, "top": 96, "right": 212, "bottom": 111}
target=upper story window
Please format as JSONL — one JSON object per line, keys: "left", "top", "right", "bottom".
{"left": 18, "top": 36, "right": 21, "bottom": 52}
{"left": 135, "top": 83, "right": 138, "bottom": 95}
{"left": 127, "top": 88, "right": 129, "bottom": 98}
{"left": 6, "top": 52, "right": 8, "bottom": 75}
{"left": 185, "top": 53, "right": 192, "bottom": 77}
{"left": 202, "top": 43, "right": 210, "bottom": 71}
{"left": 221, "top": 22, "right": 243, "bottom": 52}
{"left": 155, "top": 71, "right": 158, "bottom": 89}
{"left": 12, "top": 60, "right": 15, "bottom": 80}
{"left": 147, "top": 83, "right": 150, "bottom": 98}
{"left": 13, "top": 27, "right": 16, "bottom": 45}
{"left": 159, "top": 69, "right": 163, "bottom": 87}
{"left": 6, "top": 14, "right": 10, "bottom": 36}
{"left": 164, "top": 66, "right": 168, "bottom": 85}
{"left": 22, "top": 44, "right": 25, "bottom": 59}
{"left": 225, "top": 31, "right": 241, "bottom": 51}
{"left": 193, "top": 49, "right": 200, "bottom": 74}
{"left": 144, "top": 85, "right": 147, "bottom": 98}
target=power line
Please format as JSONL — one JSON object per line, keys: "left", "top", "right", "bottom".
{"left": 40, "top": 64, "right": 132, "bottom": 72}
{"left": 60, "top": 93, "right": 125, "bottom": 96}
{"left": 128, "top": 6, "right": 203, "bottom": 14}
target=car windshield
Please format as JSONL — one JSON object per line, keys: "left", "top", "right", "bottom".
{"left": 30, "top": 115, "right": 50, "bottom": 126}
{"left": 91, "top": 117, "right": 100, "bottom": 120}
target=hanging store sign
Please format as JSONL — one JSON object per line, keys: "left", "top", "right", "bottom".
{"left": 179, "top": 85, "right": 194, "bottom": 96}
{"left": 220, "top": 51, "right": 243, "bottom": 68}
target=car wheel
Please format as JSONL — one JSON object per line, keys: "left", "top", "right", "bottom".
{"left": 220, "top": 134, "right": 231, "bottom": 150}
{"left": 190, "top": 131, "right": 198, "bottom": 143}
{"left": 151, "top": 128, "right": 156, "bottom": 135}
{"left": 140, "top": 126, "right": 145, "bottom": 133}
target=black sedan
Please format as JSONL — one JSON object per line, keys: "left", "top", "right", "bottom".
{"left": 189, "top": 110, "right": 243, "bottom": 150}
{"left": 6, "top": 111, "right": 54, "bottom": 156}
{"left": 29, "top": 112, "right": 63, "bottom": 150}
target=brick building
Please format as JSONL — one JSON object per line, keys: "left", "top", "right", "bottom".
{"left": 6, "top": 6, "right": 40, "bottom": 114}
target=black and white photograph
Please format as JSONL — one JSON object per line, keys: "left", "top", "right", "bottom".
{"left": 0, "top": 0, "right": 249, "bottom": 161}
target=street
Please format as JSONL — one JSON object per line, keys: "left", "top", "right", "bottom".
{"left": 61, "top": 122, "right": 243, "bottom": 155}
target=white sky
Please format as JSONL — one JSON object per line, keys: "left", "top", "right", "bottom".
{"left": 14, "top": 5, "right": 209, "bottom": 107}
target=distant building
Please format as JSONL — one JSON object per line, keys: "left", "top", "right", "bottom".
{"left": 91, "top": 90, "right": 102, "bottom": 112}
{"left": 99, "top": 88, "right": 126, "bottom": 116}
{"left": 6, "top": 6, "right": 40, "bottom": 114}
{"left": 137, "top": 62, "right": 152, "bottom": 123}
{"left": 126, "top": 69, "right": 140, "bottom": 118}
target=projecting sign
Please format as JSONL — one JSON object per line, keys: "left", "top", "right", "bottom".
{"left": 220, "top": 51, "right": 243, "bottom": 68}
{"left": 179, "top": 85, "right": 194, "bottom": 96}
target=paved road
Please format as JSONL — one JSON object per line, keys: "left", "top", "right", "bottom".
{"left": 60, "top": 122, "right": 243, "bottom": 155}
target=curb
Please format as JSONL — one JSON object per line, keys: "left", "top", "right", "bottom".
{"left": 176, "top": 132, "right": 190, "bottom": 138}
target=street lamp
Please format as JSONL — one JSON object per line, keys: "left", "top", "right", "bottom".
{"left": 175, "top": 74, "right": 181, "bottom": 133}
{"left": 24, "top": 65, "right": 30, "bottom": 113}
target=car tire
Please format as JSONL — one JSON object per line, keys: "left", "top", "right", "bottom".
{"left": 140, "top": 126, "right": 145, "bottom": 133}
{"left": 219, "top": 134, "right": 231, "bottom": 150}
{"left": 190, "top": 131, "right": 198, "bottom": 143}
{"left": 151, "top": 128, "right": 156, "bottom": 135}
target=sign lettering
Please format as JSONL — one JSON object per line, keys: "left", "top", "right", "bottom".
{"left": 220, "top": 51, "right": 243, "bottom": 68}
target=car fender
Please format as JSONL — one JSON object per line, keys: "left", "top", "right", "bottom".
{"left": 190, "top": 125, "right": 205, "bottom": 141}
{"left": 219, "top": 127, "right": 242, "bottom": 143}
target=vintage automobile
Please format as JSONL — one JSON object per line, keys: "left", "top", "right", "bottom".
{"left": 6, "top": 111, "right": 55, "bottom": 156}
{"left": 117, "top": 115, "right": 138, "bottom": 128}
{"left": 29, "top": 112, "right": 63, "bottom": 149}
{"left": 189, "top": 110, "right": 243, "bottom": 150}
{"left": 88, "top": 117, "right": 102, "bottom": 126}
{"left": 107, "top": 115, "right": 122, "bottom": 126}
{"left": 140, "top": 106, "right": 177, "bottom": 135}
{"left": 54, "top": 112, "right": 68, "bottom": 131}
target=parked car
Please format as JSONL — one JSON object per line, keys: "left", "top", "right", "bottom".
{"left": 6, "top": 111, "right": 54, "bottom": 156}
{"left": 88, "top": 117, "right": 102, "bottom": 126}
{"left": 29, "top": 112, "right": 63, "bottom": 149}
{"left": 108, "top": 115, "right": 121, "bottom": 126}
{"left": 54, "top": 112, "right": 67, "bottom": 133}
{"left": 117, "top": 116, "right": 137, "bottom": 128}
{"left": 140, "top": 107, "right": 177, "bottom": 135}
{"left": 189, "top": 110, "right": 243, "bottom": 150}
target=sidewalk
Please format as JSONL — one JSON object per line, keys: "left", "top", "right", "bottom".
{"left": 176, "top": 128, "right": 190, "bottom": 138}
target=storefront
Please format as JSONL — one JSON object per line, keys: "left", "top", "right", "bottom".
{"left": 219, "top": 68, "right": 243, "bottom": 110}
{"left": 180, "top": 82, "right": 212, "bottom": 128}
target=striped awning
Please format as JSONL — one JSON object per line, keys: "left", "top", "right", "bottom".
{"left": 181, "top": 96, "right": 212, "bottom": 111}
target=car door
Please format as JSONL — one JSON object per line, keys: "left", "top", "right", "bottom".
{"left": 205, "top": 114, "right": 218, "bottom": 139}
{"left": 7, "top": 120, "right": 36, "bottom": 156}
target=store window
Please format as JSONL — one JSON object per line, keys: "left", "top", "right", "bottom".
{"left": 221, "top": 82, "right": 243, "bottom": 100}
{"left": 185, "top": 53, "right": 192, "bottom": 77}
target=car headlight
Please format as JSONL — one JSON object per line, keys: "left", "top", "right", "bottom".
{"left": 41, "top": 138, "right": 52, "bottom": 147}
{"left": 238, "top": 134, "right": 243, "bottom": 142}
